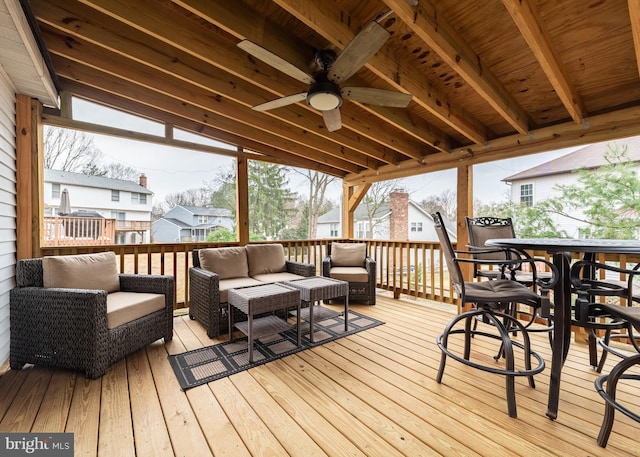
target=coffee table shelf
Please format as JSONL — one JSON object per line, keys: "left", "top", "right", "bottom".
{"left": 233, "top": 315, "right": 294, "bottom": 340}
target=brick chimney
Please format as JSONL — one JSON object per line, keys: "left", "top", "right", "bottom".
{"left": 139, "top": 173, "right": 147, "bottom": 188}
{"left": 389, "top": 189, "right": 409, "bottom": 240}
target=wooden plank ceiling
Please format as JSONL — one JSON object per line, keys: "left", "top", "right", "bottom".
{"left": 25, "top": 0, "right": 640, "bottom": 185}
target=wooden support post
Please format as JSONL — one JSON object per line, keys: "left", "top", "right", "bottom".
{"left": 342, "top": 183, "right": 354, "bottom": 239}
{"left": 16, "top": 95, "right": 44, "bottom": 259}
{"left": 236, "top": 150, "right": 249, "bottom": 245}
{"left": 457, "top": 165, "right": 473, "bottom": 312}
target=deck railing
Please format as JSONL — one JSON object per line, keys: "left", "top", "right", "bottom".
{"left": 39, "top": 239, "right": 640, "bottom": 309}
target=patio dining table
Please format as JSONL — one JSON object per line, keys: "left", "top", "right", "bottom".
{"left": 485, "top": 237, "right": 640, "bottom": 420}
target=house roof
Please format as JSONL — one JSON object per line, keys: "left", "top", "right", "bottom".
{"left": 318, "top": 203, "right": 391, "bottom": 224}
{"left": 503, "top": 136, "right": 640, "bottom": 182}
{"left": 23, "top": 0, "right": 640, "bottom": 186}
{"left": 45, "top": 169, "right": 153, "bottom": 194}
{"left": 176, "top": 206, "right": 233, "bottom": 217}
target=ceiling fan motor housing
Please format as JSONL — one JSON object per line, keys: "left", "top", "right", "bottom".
{"left": 306, "top": 72, "right": 343, "bottom": 111}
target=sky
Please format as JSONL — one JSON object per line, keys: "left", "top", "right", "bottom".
{"left": 70, "top": 98, "right": 577, "bottom": 205}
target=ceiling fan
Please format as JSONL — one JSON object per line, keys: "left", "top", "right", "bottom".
{"left": 237, "top": 17, "right": 412, "bottom": 132}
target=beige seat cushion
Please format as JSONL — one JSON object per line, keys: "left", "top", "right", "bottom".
{"left": 42, "top": 251, "right": 120, "bottom": 293}
{"left": 219, "top": 277, "right": 263, "bottom": 303}
{"left": 251, "top": 272, "right": 306, "bottom": 283}
{"left": 106, "top": 291, "right": 165, "bottom": 329}
{"left": 246, "top": 244, "right": 286, "bottom": 276}
{"left": 331, "top": 243, "right": 366, "bottom": 267}
{"left": 329, "top": 266, "right": 370, "bottom": 283}
{"left": 199, "top": 247, "right": 249, "bottom": 279}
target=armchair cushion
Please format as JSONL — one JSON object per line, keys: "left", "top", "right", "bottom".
{"left": 199, "top": 247, "right": 248, "bottom": 279}
{"left": 106, "top": 292, "right": 166, "bottom": 329}
{"left": 329, "top": 266, "right": 369, "bottom": 283}
{"left": 42, "top": 251, "right": 120, "bottom": 293}
{"left": 246, "top": 244, "right": 287, "bottom": 276}
{"left": 330, "top": 243, "right": 366, "bottom": 267}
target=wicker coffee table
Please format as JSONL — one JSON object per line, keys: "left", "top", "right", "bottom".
{"left": 284, "top": 276, "right": 349, "bottom": 342}
{"left": 228, "top": 283, "right": 301, "bottom": 363}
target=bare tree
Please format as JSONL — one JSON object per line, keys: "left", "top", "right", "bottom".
{"left": 292, "top": 169, "right": 336, "bottom": 238}
{"left": 163, "top": 188, "right": 211, "bottom": 209}
{"left": 44, "top": 126, "right": 103, "bottom": 172}
{"left": 103, "top": 162, "right": 140, "bottom": 181}
{"left": 360, "top": 179, "right": 404, "bottom": 238}
{"left": 418, "top": 189, "right": 457, "bottom": 222}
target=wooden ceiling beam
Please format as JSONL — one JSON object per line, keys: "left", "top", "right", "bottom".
{"left": 269, "top": 0, "right": 484, "bottom": 147}
{"left": 174, "top": 0, "right": 459, "bottom": 152}
{"left": 345, "top": 105, "right": 640, "bottom": 185}
{"left": 36, "top": 0, "right": 408, "bottom": 167}
{"left": 502, "top": 0, "right": 584, "bottom": 124}
{"left": 60, "top": 83, "right": 348, "bottom": 176}
{"left": 384, "top": 0, "right": 531, "bottom": 135}
{"left": 628, "top": 0, "right": 640, "bottom": 79}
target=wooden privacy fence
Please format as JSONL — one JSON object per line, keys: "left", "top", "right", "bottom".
{"left": 40, "top": 239, "right": 640, "bottom": 310}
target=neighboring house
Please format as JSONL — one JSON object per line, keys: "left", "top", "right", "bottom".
{"left": 44, "top": 169, "right": 153, "bottom": 244}
{"left": 317, "top": 190, "right": 457, "bottom": 242}
{"left": 503, "top": 136, "right": 640, "bottom": 238}
{"left": 152, "top": 205, "right": 234, "bottom": 242}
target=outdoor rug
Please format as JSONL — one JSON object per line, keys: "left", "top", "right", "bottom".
{"left": 169, "top": 310, "right": 384, "bottom": 390}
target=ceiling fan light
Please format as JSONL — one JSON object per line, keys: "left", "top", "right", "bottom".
{"left": 306, "top": 79, "right": 343, "bottom": 111}
{"left": 307, "top": 92, "right": 341, "bottom": 110}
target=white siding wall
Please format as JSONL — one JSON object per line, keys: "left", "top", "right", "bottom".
{"left": 509, "top": 173, "right": 590, "bottom": 238}
{"left": 0, "top": 69, "right": 17, "bottom": 364}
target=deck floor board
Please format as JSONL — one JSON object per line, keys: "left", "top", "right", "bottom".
{"left": 0, "top": 295, "right": 638, "bottom": 456}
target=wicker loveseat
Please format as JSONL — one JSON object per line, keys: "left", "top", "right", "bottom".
{"left": 189, "top": 243, "right": 315, "bottom": 338}
{"left": 10, "top": 252, "right": 175, "bottom": 379}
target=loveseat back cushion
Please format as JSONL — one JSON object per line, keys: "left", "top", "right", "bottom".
{"left": 42, "top": 251, "right": 120, "bottom": 293}
{"left": 199, "top": 247, "right": 249, "bottom": 279}
{"left": 246, "top": 244, "right": 286, "bottom": 276}
{"left": 330, "top": 243, "right": 366, "bottom": 267}
{"left": 106, "top": 291, "right": 165, "bottom": 329}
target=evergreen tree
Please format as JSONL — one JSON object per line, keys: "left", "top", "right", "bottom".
{"left": 249, "top": 161, "right": 297, "bottom": 239}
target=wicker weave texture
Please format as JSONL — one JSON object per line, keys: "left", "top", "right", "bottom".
{"left": 285, "top": 276, "right": 348, "bottom": 303}
{"left": 10, "top": 258, "right": 175, "bottom": 379}
{"left": 228, "top": 283, "right": 300, "bottom": 315}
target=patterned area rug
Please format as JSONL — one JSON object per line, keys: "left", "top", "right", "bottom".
{"left": 169, "top": 310, "right": 384, "bottom": 390}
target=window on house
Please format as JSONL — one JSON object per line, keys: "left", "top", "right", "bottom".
{"left": 111, "top": 190, "right": 120, "bottom": 202}
{"left": 111, "top": 211, "right": 125, "bottom": 220}
{"left": 198, "top": 215, "right": 209, "bottom": 224}
{"left": 52, "top": 183, "right": 60, "bottom": 198}
{"left": 356, "top": 221, "right": 370, "bottom": 239}
{"left": 520, "top": 183, "right": 533, "bottom": 206}
{"left": 330, "top": 223, "right": 339, "bottom": 237}
{"left": 131, "top": 193, "right": 147, "bottom": 204}
{"left": 411, "top": 222, "right": 423, "bottom": 232}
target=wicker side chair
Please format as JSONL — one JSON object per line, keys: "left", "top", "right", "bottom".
{"left": 10, "top": 255, "right": 175, "bottom": 379}
{"left": 322, "top": 242, "right": 376, "bottom": 305}
{"left": 433, "top": 212, "right": 558, "bottom": 417}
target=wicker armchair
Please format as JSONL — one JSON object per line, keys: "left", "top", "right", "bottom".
{"left": 322, "top": 242, "right": 376, "bottom": 305}
{"left": 189, "top": 245, "right": 315, "bottom": 338}
{"left": 10, "top": 255, "right": 175, "bottom": 379}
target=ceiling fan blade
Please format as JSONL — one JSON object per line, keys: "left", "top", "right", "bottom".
{"left": 328, "top": 21, "right": 390, "bottom": 83}
{"left": 238, "top": 40, "right": 315, "bottom": 84}
{"left": 253, "top": 92, "right": 308, "bottom": 111}
{"left": 323, "top": 109, "right": 342, "bottom": 132}
{"left": 342, "top": 87, "right": 413, "bottom": 107}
